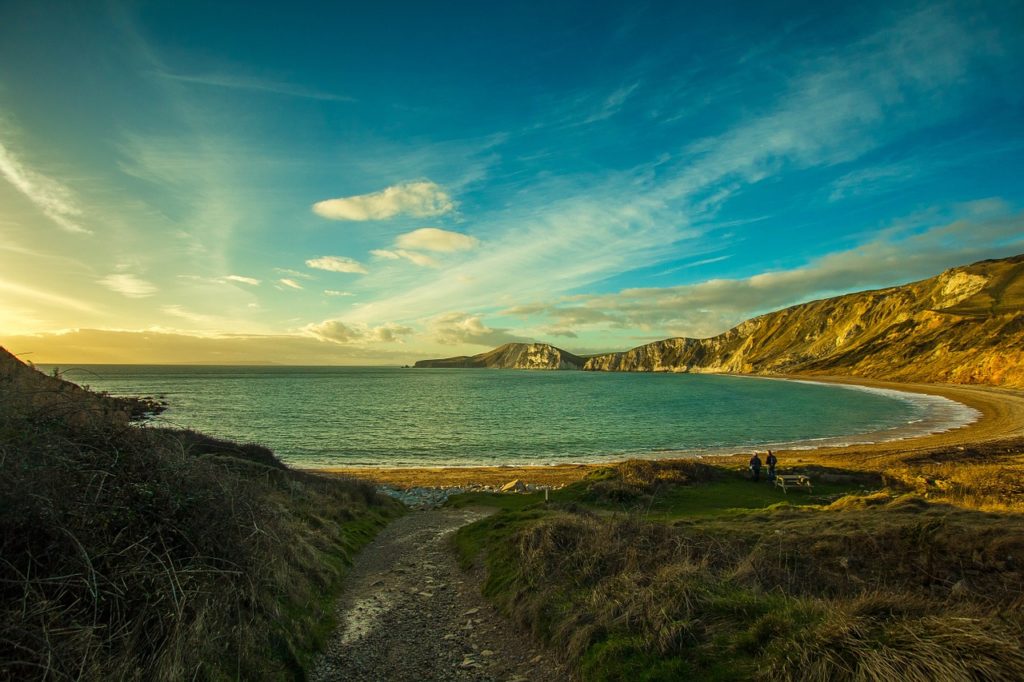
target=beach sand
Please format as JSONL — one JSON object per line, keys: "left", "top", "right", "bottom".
{"left": 313, "top": 375, "right": 1024, "bottom": 489}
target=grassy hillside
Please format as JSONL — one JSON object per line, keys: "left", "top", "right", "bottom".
{"left": 0, "top": 347, "right": 402, "bottom": 680}
{"left": 414, "top": 342, "right": 586, "bottom": 369}
{"left": 585, "top": 254, "right": 1024, "bottom": 387}
{"left": 453, "top": 455, "right": 1024, "bottom": 680}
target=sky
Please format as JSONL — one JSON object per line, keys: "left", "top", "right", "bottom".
{"left": 1, "top": 0, "right": 1023, "bottom": 364}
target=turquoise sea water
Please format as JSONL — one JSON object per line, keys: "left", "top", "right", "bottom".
{"left": 41, "top": 366, "right": 978, "bottom": 468}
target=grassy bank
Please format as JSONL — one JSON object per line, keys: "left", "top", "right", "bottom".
{"left": 0, "top": 349, "right": 402, "bottom": 680}
{"left": 453, "top": 459, "right": 1024, "bottom": 680}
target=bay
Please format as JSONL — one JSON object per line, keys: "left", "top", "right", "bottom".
{"left": 40, "top": 365, "right": 977, "bottom": 467}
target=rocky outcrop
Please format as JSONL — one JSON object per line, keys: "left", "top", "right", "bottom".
{"left": 414, "top": 343, "right": 586, "bottom": 370}
{"left": 584, "top": 254, "right": 1024, "bottom": 388}
{"left": 411, "top": 255, "right": 1024, "bottom": 387}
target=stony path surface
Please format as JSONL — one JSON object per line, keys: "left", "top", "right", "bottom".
{"left": 312, "top": 508, "right": 572, "bottom": 682}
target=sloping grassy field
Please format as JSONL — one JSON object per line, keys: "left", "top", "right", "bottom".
{"left": 0, "top": 350, "right": 402, "bottom": 680}
{"left": 452, "top": 459, "right": 1024, "bottom": 681}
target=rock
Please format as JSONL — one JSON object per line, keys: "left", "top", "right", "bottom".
{"left": 463, "top": 608, "right": 480, "bottom": 616}
{"left": 500, "top": 479, "right": 528, "bottom": 493}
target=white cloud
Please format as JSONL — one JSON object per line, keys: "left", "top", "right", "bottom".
{"left": 279, "top": 278, "right": 303, "bottom": 290}
{"left": 98, "top": 274, "right": 157, "bottom": 298}
{"left": 395, "top": 227, "right": 479, "bottom": 253}
{"left": 430, "top": 312, "right": 531, "bottom": 347}
{"left": 274, "top": 267, "right": 314, "bottom": 280}
{"left": 223, "top": 274, "right": 260, "bottom": 285}
{"left": 306, "top": 256, "right": 368, "bottom": 274}
{"left": 325, "top": 290, "right": 354, "bottom": 297}
{"left": 511, "top": 205, "right": 1024, "bottom": 339}
{"left": 371, "top": 248, "right": 439, "bottom": 268}
{"left": 394, "top": 250, "right": 438, "bottom": 268}
{"left": 161, "top": 304, "right": 217, "bottom": 324}
{"left": 312, "top": 181, "right": 454, "bottom": 221}
{"left": 0, "top": 138, "right": 90, "bottom": 235}
{"left": 305, "top": 319, "right": 414, "bottom": 344}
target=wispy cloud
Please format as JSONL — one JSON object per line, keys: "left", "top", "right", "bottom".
{"left": 0, "top": 135, "right": 90, "bottom": 235}
{"left": 306, "top": 256, "right": 368, "bottom": 274}
{"left": 395, "top": 227, "right": 479, "bottom": 252}
{"left": 313, "top": 181, "right": 455, "bottom": 221}
{"left": 0, "top": 278, "right": 100, "bottom": 313}
{"left": 98, "top": 273, "right": 157, "bottom": 298}
{"left": 161, "top": 304, "right": 217, "bottom": 324}
{"left": 275, "top": 268, "right": 314, "bottom": 280}
{"left": 278, "top": 278, "right": 304, "bottom": 290}
{"left": 510, "top": 203, "right": 1024, "bottom": 339}
{"left": 828, "top": 163, "right": 916, "bottom": 202}
{"left": 222, "top": 274, "right": 261, "bottom": 285}
{"left": 371, "top": 249, "right": 439, "bottom": 268}
{"left": 429, "top": 312, "right": 531, "bottom": 347}
{"left": 156, "top": 70, "right": 355, "bottom": 102}
{"left": 305, "top": 319, "right": 414, "bottom": 344}
{"left": 324, "top": 290, "right": 354, "bottom": 297}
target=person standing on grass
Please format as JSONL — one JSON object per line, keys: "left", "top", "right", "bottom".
{"left": 749, "top": 452, "right": 762, "bottom": 482}
{"left": 765, "top": 450, "right": 778, "bottom": 481}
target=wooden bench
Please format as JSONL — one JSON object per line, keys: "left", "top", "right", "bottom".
{"left": 775, "top": 474, "right": 812, "bottom": 494}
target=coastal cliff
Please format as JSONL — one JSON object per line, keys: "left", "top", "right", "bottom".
{"left": 413, "top": 255, "right": 1024, "bottom": 387}
{"left": 414, "top": 342, "right": 586, "bottom": 370}
{"left": 584, "top": 255, "right": 1024, "bottom": 387}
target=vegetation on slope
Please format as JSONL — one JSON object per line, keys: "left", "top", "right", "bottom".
{"left": 414, "top": 342, "right": 586, "bottom": 369}
{"left": 454, "top": 456, "right": 1024, "bottom": 680}
{"left": 0, "top": 348, "right": 402, "bottom": 680}
{"left": 584, "top": 254, "right": 1024, "bottom": 387}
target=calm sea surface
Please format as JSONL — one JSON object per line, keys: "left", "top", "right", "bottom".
{"left": 41, "top": 366, "right": 978, "bottom": 468}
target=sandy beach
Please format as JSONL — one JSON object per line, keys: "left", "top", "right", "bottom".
{"left": 314, "top": 375, "right": 1024, "bottom": 489}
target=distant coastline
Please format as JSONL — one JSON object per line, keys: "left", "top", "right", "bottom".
{"left": 315, "top": 374, "right": 1024, "bottom": 487}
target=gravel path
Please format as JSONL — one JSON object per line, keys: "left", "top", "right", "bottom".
{"left": 312, "top": 508, "right": 572, "bottom": 682}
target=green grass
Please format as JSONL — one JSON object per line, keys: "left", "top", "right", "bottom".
{"left": 446, "top": 470, "right": 867, "bottom": 520}
{"left": 0, "top": 350, "right": 405, "bottom": 680}
{"left": 452, "top": 459, "right": 1024, "bottom": 681}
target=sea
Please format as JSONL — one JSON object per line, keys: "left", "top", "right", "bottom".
{"left": 39, "top": 365, "right": 980, "bottom": 468}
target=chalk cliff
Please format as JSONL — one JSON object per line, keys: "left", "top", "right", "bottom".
{"left": 583, "top": 255, "right": 1024, "bottom": 388}
{"left": 414, "top": 342, "right": 586, "bottom": 370}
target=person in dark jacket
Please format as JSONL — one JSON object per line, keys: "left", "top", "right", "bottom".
{"left": 749, "top": 452, "right": 762, "bottom": 482}
{"left": 765, "top": 450, "right": 778, "bottom": 480}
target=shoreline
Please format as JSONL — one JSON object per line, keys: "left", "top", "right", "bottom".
{"left": 312, "top": 375, "right": 1024, "bottom": 489}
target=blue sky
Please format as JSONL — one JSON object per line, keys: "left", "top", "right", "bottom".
{"left": 1, "top": 0, "right": 1023, "bottom": 363}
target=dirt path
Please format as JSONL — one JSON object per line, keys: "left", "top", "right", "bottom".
{"left": 312, "top": 508, "right": 571, "bottom": 682}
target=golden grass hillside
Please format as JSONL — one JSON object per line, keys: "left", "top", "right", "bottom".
{"left": 584, "top": 254, "right": 1024, "bottom": 388}
{"left": 0, "top": 348, "right": 402, "bottom": 680}
{"left": 455, "top": 454, "right": 1024, "bottom": 681}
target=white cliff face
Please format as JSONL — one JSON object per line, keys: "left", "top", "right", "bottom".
{"left": 417, "top": 255, "right": 1024, "bottom": 387}
{"left": 415, "top": 343, "right": 586, "bottom": 370}
{"left": 582, "top": 256, "right": 1024, "bottom": 388}
{"left": 935, "top": 271, "right": 988, "bottom": 307}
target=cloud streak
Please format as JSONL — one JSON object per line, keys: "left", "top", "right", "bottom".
{"left": 156, "top": 70, "right": 355, "bottom": 102}
{"left": 313, "top": 181, "right": 454, "bottom": 221}
{"left": 429, "top": 312, "right": 531, "bottom": 347}
{"left": 395, "top": 227, "right": 479, "bottom": 252}
{"left": 306, "top": 256, "right": 369, "bottom": 274}
{"left": 98, "top": 274, "right": 157, "bottom": 298}
{"left": 0, "top": 137, "right": 90, "bottom": 235}
{"left": 511, "top": 204, "right": 1024, "bottom": 339}
{"left": 305, "top": 319, "right": 414, "bottom": 344}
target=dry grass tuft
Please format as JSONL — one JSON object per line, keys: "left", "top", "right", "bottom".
{"left": 0, "top": 349, "right": 398, "bottom": 680}
{"left": 469, "top": 491, "right": 1024, "bottom": 679}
